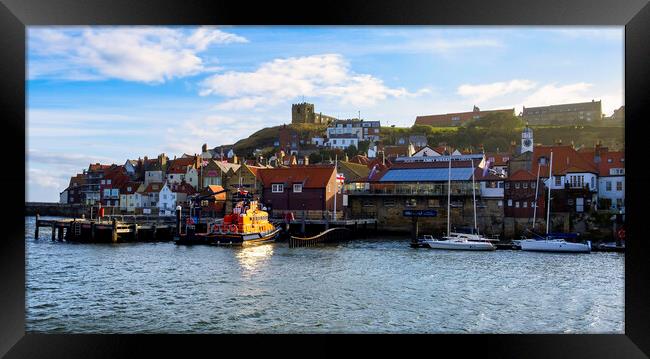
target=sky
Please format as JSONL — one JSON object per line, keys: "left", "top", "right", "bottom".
{"left": 26, "top": 26, "right": 624, "bottom": 202}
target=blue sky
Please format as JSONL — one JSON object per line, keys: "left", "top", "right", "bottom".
{"left": 26, "top": 26, "right": 624, "bottom": 202}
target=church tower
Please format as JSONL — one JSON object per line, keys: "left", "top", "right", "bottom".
{"left": 521, "top": 124, "right": 534, "bottom": 153}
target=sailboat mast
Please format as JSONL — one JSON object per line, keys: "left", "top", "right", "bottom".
{"left": 532, "top": 164, "right": 541, "bottom": 229}
{"left": 471, "top": 159, "right": 478, "bottom": 235}
{"left": 546, "top": 151, "right": 553, "bottom": 237}
{"left": 333, "top": 154, "right": 337, "bottom": 221}
{"left": 447, "top": 155, "right": 452, "bottom": 238}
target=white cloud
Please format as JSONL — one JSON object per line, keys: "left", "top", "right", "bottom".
{"left": 29, "top": 26, "right": 247, "bottom": 83}
{"left": 521, "top": 82, "right": 594, "bottom": 108}
{"left": 199, "top": 54, "right": 424, "bottom": 109}
{"left": 457, "top": 79, "right": 537, "bottom": 103}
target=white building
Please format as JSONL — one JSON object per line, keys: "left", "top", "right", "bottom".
{"left": 325, "top": 134, "right": 359, "bottom": 150}
{"left": 157, "top": 182, "right": 177, "bottom": 216}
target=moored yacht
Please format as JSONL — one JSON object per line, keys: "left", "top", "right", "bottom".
{"left": 415, "top": 156, "right": 495, "bottom": 251}
{"left": 519, "top": 151, "right": 591, "bottom": 253}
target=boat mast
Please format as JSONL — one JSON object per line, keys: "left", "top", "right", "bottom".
{"left": 545, "top": 151, "right": 553, "bottom": 238}
{"left": 471, "top": 159, "right": 478, "bottom": 235}
{"left": 333, "top": 154, "right": 337, "bottom": 221}
{"left": 531, "top": 164, "right": 541, "bottom": 230}
{"left": 447, "top": 155, "right": 452, "bottom": 238}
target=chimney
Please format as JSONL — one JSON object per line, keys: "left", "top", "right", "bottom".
{"left": 304, "top": 155, "right": 309, "bottom": 166}
{"left": 202, "top": 143, "right": 207, "bottom": 153}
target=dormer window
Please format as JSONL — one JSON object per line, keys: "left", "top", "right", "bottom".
{"left": 293, "top": 184, "right": 303, "bottom": 193}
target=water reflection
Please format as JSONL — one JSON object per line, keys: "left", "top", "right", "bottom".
{"left": 235, "top": 244, "right": 274, "bottom": 274}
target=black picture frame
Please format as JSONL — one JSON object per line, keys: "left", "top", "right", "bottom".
{"left": 3, "top": 0, "right": 649, "bottom": 357}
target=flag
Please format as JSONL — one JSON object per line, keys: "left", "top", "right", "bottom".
{"left": 480, "top": 160, "right": 491, "bottom": 177}
{"left": 336, "top": 173, "right": 345, "bottom": 183}
{"left": 368, "top": 164, "right": 379, "bottom": 180}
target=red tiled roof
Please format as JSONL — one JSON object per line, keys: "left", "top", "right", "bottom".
{"left": 508, "top": 169, "right": 537, "bottom": 181}
{"left": 578, "top": 148, "right": 624, "bottom": 176}
{"left": 258, "top": 166, "right": 336, "bottom": 188}
{"left": 531, "top": 145, "right": 598, "bottom": 176}
{"left": 415, "top": 108, "right": 514, "bottom": 126}
{"left": 349, "top": 155, "right": 370, "bottom": 165}
{"left": 171, "top": 182, "right": 196, "bottom": 195}
{"left": 143, "top": 182, "right": 164, "bottom": 193}
{"left": 120, "top": 181, "right": 142, "bottom": 194}
{"left": 485, "top": 152, "right": 512, "bottom": 167}
{"left": 383, "top": 145, "right": 410, "bottom": 157}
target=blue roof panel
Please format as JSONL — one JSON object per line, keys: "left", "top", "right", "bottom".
{"left": 379, "top": 167, "right": 474, "bottom": 182}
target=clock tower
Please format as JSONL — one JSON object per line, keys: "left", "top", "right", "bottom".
{"left": 521, "top": 125, "right": 533, "bottom": 153}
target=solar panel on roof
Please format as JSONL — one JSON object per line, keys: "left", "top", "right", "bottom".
{"left": 379, "top": 168, "right": 473, "bottom": 182}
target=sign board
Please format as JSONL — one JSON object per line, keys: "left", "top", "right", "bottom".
{"left": 402, "top": 209, "right": 437, "bottom": 217}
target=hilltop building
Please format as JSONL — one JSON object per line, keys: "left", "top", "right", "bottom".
{"left": 291, "top": 102, "right": 337, "bottom": 124}
{"left": 414, "top": 106, "right": 515, "bottom": 127}
{"left": 522, "top": 100, "right": 602, "bottom": 125}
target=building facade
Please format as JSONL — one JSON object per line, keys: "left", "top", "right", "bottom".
{"left": 414, "top": 106, "right": 515, "bottom": 127}
{"left": 522, "top": 100, "right": 602, "bottom": 125}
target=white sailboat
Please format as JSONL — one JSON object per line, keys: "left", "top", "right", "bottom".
{"left": 519, "top": 151, "right": 591, "bottom": 253}
{"left": 419, "top": 157, "right": 495, "bottom": 251}
{"left": 448, "top": 159, "right": 499, "bottom": 244}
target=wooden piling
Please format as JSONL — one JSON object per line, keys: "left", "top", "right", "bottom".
{"left": 34, "top": 214, "right": 40, "bottom": 239}
{"left": 152, "top": 224, "right": 157, "bottom": 241}
{"left": 51, "top": 224, "right": 56, "bottom": 241}
{"left": 91, "top": 222, "right": 95, "bottom": 241}
{"left": 57, "top": 226, "right": 64, "bottom": 241}
{"left": 111, "top": 218, "right": 118, "bottom": 243}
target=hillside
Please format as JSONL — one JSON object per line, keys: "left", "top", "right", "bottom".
{"left": 233, "top": 123, "right": 327, "bottom": 156}
{"left": 231, "top": 118, "right": 624, "bottom": 159}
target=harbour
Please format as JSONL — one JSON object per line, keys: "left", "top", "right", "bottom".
{"left": 24, "top": 215, "right": 624, "bottom": 334}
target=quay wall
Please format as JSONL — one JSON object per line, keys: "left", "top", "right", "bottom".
{"left": 348, "top": 195, "right": 617, "bottom": 241}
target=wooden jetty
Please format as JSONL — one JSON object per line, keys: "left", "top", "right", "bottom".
{"left": 34, "top": 214, "right": 179, "bottom": 243}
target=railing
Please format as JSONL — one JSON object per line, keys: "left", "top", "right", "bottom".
{"left": 345, "top": 183, "right": 477, "bottom": 196}
{"left": 271, "top": 209, "right": 344, "bottom": 221}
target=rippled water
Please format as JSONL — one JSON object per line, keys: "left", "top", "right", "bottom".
{"left": 25, "top": 216, "right": 624, "bottom": 333}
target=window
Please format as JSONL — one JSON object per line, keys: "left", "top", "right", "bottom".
{"left": 523, "top": 201, "right": 528, "bottom": 208}
{"left": 101, "top": 180, "right": 106, "bottom": 185}
{"left": 272, "top": 184, "right": 284, "bottom": 193}
{"left": 606, "top": 181, "right": 612, "bottom": 191}
{"left": 531, "top": 182, "right": 536, "bottom": 189}
{"left": 505, "top": 183, "right": 510, "bottom": 189}
{"left": 607, "top": 158, "right": 613, "bottom": 163}
{"left": 384, "top": 199, "right": 395, "bottom": 207}
{"left": 428, "top": 199, "right": 440, "bottom": 208}
{"left": 405, "top": 199, "right": 417, "bottom": 207}
{"left": 515, "top": 183, "right": 520, "bottom": 189}
{"left": 515, "top": 201, "right": 520, "bottom": 208}
{"left": 497, "top": 200, "right": 503, "bottom": 207}
{"left": 523, "top": 182, "right": 528, "bottom": 189}
{"left": 508, "top": 199, "right": 513, "bottom": 207}
{"left": 555, "top": 177, "right": 561, "bottom": 186}
{"left": 616, "top": 199, "right": 623, "bottom": 208}
{"left": 363, "top": 200, "right": 375, "bottom": 207}
{"left": 498, "top": 182, "right": 504, "bottom": 188}
{"left": 502, "top": 157, "right": 509, "bottom": 162}
{"left": 616, "top": 182, "right": 623, "bottom": 191}
{"left": 293, "top": 184, "right": 303, "bottom": 193}
{"left": 127, "top": 187, "right": 132, "bottom": 192}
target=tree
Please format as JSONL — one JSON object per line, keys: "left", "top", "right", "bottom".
{"left": 357, "top": 140, "right": 370, "bottom": 155}
{"left": 309, "top": 152, "right": 323, "bottom": 164}
{"left": 345, "top": 145, "right": 359, "bottom": 158}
